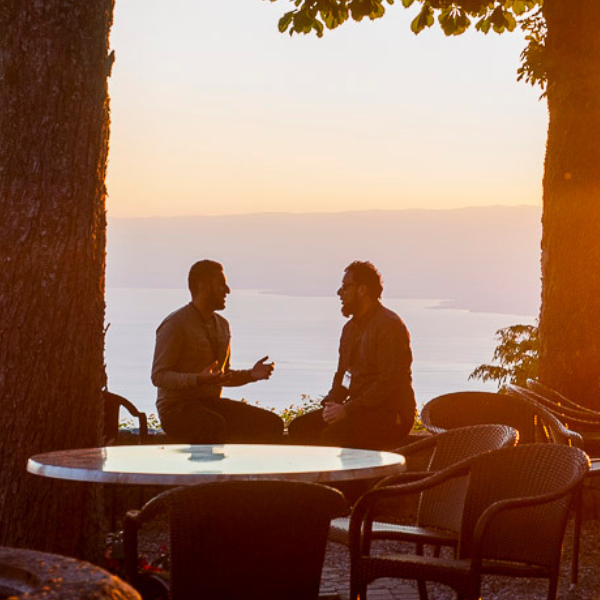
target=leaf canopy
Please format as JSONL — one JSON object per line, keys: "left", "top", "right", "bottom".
{"left": 266, "top": 0, "right": 546, "bottom": 88}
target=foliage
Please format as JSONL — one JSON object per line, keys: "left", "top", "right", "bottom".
{"left": 242, "top": 393, "right": 323, "bottom": 427}
{"left": 266, "top": 0, "right": 547, "bottom": 88}
{"left": 117, "top": 396, "right": 424, "bottom": 434}
{"left": 278, "top": 393, "right": 324, "bottom": 426}
{"left": 120, "top": 413, "right": 162, "bottom": 431}
{"left": 469, "top": 323, "right": 539, "bottom": 389}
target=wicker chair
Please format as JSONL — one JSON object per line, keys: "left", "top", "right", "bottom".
{"left": 421, "top": 390, "right": 583, "bottom": 447}
{"left": 349, "top": 444, "right": 590, "bottom": 600}
{"left": 329, "top": 424, "right": 518, "bottom": 553}
{"left": 511, "top": 383, "right": 600, "bottom": 453}
{"left": 124, "top": 480, "right": 349, "bottom": 600}
{"left": 509, "top": 382, "right": 600, "bottom": 585}
{"left": 526, "top": 380, "right": 600, "bottom": 416}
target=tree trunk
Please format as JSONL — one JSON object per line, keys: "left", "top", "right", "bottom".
{"left": 0, "top": 0, "right": 113, "bottom": 561}
{"left": 539, "top": 1, "right": 600, "bottom": 410}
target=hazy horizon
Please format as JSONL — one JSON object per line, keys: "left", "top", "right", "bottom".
{"left": 108, "top": 203, "right": 539, "bottom": 220}
{"left": 107, "top": 204, "right": 541, "bottom": 316}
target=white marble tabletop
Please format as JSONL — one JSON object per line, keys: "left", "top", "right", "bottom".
{"left": 27, "top": 444, "right": 406, "bottom": 486}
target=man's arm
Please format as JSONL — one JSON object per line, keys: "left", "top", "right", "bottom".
{"left": 151, "top": 318, "right": 225, "bottom": 389}
{"left": 223, "top": 356, "right": 275, "bottom": 387}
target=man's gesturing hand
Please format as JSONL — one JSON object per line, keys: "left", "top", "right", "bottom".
{"left": 196, "top": 361, "right": 230, "bottom": 386}
{"left": 251, "top": 356, "right": 275, "bottom": 381}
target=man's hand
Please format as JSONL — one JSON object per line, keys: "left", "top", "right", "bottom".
{"left": 196, "top": 361, "right": 231, "bottom": 386}
{"left": 323, "top": 402, "right": 348, "bottom": 424}
{"left": 251, "top": 356, "right": 275, "bottom": 381}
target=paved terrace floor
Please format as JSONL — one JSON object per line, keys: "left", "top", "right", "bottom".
{"left": 319, "top": 518, "right": 600, "bottom": 600}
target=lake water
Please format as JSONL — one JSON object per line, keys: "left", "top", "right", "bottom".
{"left": 104, "top": 288, "right": 535, "bottom": 417}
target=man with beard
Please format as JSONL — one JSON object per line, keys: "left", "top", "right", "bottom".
{"left": 288, "top": 261, "right": 416, "bottom": 450}
{"left": 151, "top": 259, "right": 284, "bottom": 443}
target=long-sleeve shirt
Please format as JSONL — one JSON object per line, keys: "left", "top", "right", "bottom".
{"left": 151, "top": 303, "right": 253, "bottom": 412}
{"left": 322, "top": 302, "right": 416, "bottom": 419}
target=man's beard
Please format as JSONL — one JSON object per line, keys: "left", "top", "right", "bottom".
{"left": 209, "top": 289, "right": 226, "bottom": 311}
{"left": 341, "top": 300, "right": 354, "bottom": 318}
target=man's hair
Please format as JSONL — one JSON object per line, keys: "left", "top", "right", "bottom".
{"left": 188, "top": 260, "right": 224, "bottom": 295}
{"left": 345, "top": 261, "right": 383, "bottom": 299}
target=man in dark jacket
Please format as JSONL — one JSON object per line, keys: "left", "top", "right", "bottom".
{"left": 288, "top": 260, "right": 416, "bottom": 449}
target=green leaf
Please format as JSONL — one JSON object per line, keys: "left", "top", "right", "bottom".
{"left": 439, "top": 7, "right": 470, "bottom": 36}
{"left": 456, "top": 11, "right": 470, "bottom": 33}
{"left": 504, "top": 11, "right": 517, "bottom": 31}
{"left": 370, "top": 0, "right": 386, "bottom": 19}
{"left": 439, "top": 8, "right": 457, "bottom": 35}
{"left": 510, "top": 0, "right": 539, "bottom": 15}
{"left": 411, "top": 2, "right": 434, "bottom": 34}
{"left": 475, "top": 15, "right": 491, "bottom": 33}
{"left": 278, "top": 11, "right": 294, "bottom": 33}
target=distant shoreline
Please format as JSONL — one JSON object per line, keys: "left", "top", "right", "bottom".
{"left": 105, "top": 285, "right": 537, "bottom": 319}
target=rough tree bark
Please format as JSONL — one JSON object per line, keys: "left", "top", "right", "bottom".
{"left": 538, "top": 0, "right": 600, "bottom": 410}
{"left": 0, "top": 0, "right": 114, "bottom": 560}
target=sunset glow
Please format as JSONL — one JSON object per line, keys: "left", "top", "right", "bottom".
{"left": 107, "top": 0, "right": 547, "bottom": 217}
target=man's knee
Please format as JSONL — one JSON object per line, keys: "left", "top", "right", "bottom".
{"left": 160, "top": 405, "right": 228, "bottom": 444}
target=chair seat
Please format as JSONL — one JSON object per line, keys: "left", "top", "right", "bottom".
{"left": 330, "top": 517, "right": 458, "bottom": 548}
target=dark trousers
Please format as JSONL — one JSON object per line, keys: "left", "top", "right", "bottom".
{"left": 287, "top": 404, "right": 414, "bottom": 451}
{"left": 159, "top": 397, "right": 284, "bottom": 444}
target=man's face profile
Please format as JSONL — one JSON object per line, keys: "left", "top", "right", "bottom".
{"left": 208, "top": 270, "right": 230, "bottom": 311}
{"left": 338, "top": 272, "right": 358, "bottom": 318}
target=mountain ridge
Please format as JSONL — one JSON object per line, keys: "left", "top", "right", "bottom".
{"left": 107, "top": 205, "right": 541, "bottom": 316}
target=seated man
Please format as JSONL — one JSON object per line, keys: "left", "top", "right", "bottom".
{"left": 151, "top": 259, "right": 284, "bottom": 443}
{"left": 288, "top": 261, "right": 416, "bottom": 450}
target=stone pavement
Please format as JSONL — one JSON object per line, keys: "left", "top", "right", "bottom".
{"left": 320, "top": 566, "right": 420, "bottom": 600}
{"left": 319, "top": 543, "right": 420, "bottom": 600}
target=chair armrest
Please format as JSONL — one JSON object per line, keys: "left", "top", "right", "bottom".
{"left": 122, "top": 488, "right": 179, "bottom": 581}
{"left": 104, "top": 391, "right": 149, "bottom": 444}
{"left": 349, "top": 459, "right": 472, "bottom": 558}
{"left": 375, "top": 471, "right": 433, "bottom": 488}
{"left": 393, "top": 435, "right": 437, "bottom": 457}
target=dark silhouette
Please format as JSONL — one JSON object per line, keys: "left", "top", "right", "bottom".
{"left": 151, "top": 260, "right": 283, "bottom": 443}
{"left": 288, "top": 261, "right": 416, "bottom": 449}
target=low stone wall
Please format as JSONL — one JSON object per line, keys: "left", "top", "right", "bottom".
{"left": 0, "top": 547, "right": 139, "bottom": 599}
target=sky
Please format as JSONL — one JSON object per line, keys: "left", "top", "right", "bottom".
{"left": 106, "top": 0, "right": 548, "bottom": 217}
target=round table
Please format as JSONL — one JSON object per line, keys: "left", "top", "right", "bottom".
{"left": 27, "top": 444, "right": 406, "bottom": 486}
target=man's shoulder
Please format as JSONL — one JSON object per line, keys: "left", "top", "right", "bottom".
{"left": 158, "top": 303, "right": 194, "bottom": 329}
{"left": 373, "top": 304, "right": 410, "bottom": 334}
{"left": 375, "top": 303, "right": 403, "bottom": 323}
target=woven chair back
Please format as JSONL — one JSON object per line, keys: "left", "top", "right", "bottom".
{"left": 417, "top": 424, "right": 518, "bottom": 533}
{"left": 421, "top": 391, "right": 539, "bottom": 442}
{"left": 167, "top": 480, "right": 348, "bottom": 600}
{"left": 458, "top": 444, "right": 589, "bottom": 569}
